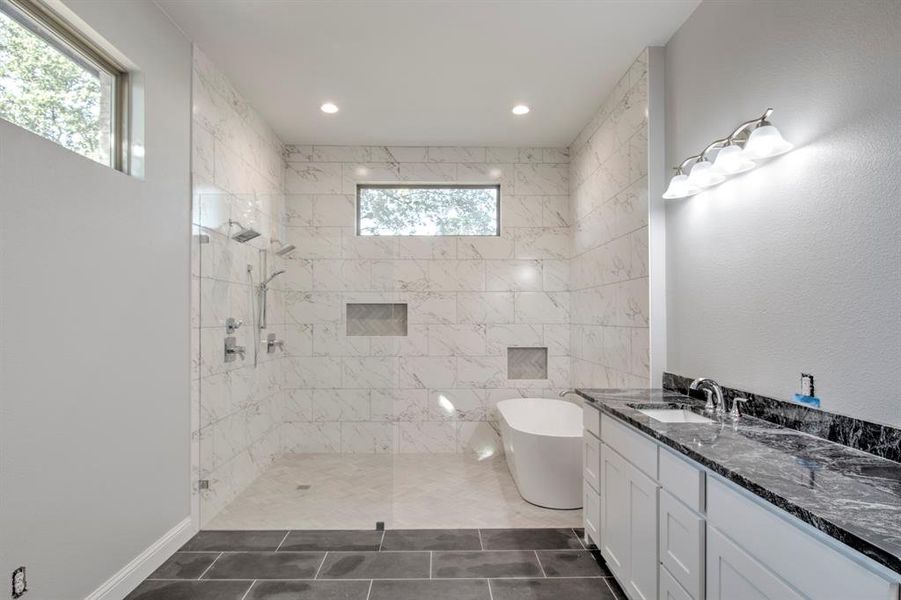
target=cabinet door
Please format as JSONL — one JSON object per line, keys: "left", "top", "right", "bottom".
{"left": 660, "top": 489, "right": 705, "bottom": 600}
{"left": 628, "top": 462, "right": 659, "bottom": 600}
{"left": 601, "top": 443, "right": 630, "bottom": 580}
{"left": 584, "top": 432, "right": 600, "bottom": 492}
{"left": 707, "top": 527, "right": 804, "bottom": 600}
{"left": 584, "top": 479, "right": 600, "bottom": 547}
{"left": 660, "top": 565, "right": 694, "bottom": 600}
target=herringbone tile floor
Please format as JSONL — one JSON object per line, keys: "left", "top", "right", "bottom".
{"left": 206, "top": 453, "right": 583, "bottom": 530}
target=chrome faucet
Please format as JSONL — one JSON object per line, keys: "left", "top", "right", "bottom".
{"left": 690, "top": 378, "right": 725, "bottom": 417}
{"left": 559, "top": 390, "right": 581, "bottom": 400}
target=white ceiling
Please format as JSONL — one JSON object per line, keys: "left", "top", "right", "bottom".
{"left": 156, "top": 0, "right": 699, "bottom": 147}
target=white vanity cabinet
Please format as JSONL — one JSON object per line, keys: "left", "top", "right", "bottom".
{"left": 582, "top": 405, "right": 901, "bottom": 600}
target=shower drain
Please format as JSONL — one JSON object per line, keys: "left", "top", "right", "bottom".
{"left": 296, "top": 484, "right": 311, "bottom": 490}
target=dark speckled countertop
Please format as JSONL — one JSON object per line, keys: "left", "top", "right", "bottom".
{"left": 577, "top": 388, "right": 901, "bottom": 575}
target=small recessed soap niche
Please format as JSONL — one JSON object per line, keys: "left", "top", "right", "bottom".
{"left": 346, "top": 303, "right": 408, "bottom": 336}
{"left": 507, "top": 347, "right": 548, "bottom": 380}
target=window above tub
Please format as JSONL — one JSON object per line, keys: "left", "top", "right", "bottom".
{"left": 356, "top": 184, "right": 501, "bottom": 236}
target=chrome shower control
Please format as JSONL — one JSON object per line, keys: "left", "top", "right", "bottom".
{"left": 226, "top": 318, "right": 244, "bottom": 333}
{"left": 224, "top": 336, "right": 246, "bottom": 362}
{"left": 263, "top": 333, "right": 285, "bottom": 354}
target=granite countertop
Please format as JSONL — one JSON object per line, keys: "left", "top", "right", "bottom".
{"left": 577, "top": 388, "right": 901, "bottom": 575}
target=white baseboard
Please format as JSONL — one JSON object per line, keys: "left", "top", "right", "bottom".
{"left": 84, "top": 517, "right": 196, "bottom": 600}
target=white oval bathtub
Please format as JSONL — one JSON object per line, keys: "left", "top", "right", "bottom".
{"left": 496, "top": 398, "right": 583, "bottom": 509}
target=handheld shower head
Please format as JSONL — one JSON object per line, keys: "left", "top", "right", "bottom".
{"left": 261, "top": 269, "right": 286, "bottom": 288}
{"left": 228, "top": 220, "right": 261, "bottom": 243}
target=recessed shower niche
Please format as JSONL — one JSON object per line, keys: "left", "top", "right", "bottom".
{"left": 346, "top": 303, "right": 409, "bottom": 336}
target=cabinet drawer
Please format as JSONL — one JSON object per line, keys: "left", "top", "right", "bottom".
{"left": 584, "top": 404, "right": 601, "bottom": 437}
{"left": 602, "top": 413, "right": 658, "bottom": 479}
{"left": 584, "top": 433, "right": 600, "bottom": 492}
{"left": 708, "top": 477, "right": 897, "bottom": 600}
{"left": 583, "top": 479, "right": 600, "bottom": 547}
{"left": 659, "top": 447, "right": 705, "bottom": 513}
{"left": 660, "top": 489, "right": 705, "bottom": 600}
{"left": 660, "top": 565, "right": 694, "bottom": 600}
{"left": 707, "top": 526, "right": 803, "bottom": 600}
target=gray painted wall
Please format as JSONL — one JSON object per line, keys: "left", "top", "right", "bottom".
{"left": 0, "top": 1, "right": 192, "bottom": 598}
{"left": 664, "top": 0, "right": 901, "bottom": 426}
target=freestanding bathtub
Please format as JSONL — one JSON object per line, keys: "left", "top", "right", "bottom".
{"left": 496, "top": 398, "right": 583, "bottom": 509}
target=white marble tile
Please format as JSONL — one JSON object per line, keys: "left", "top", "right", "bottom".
{"left": 486, "top": 324, "right": 543, "bottom": 355}
{"left": 343, "top": 357, "right": 399, "bottom": 388}
{"left": 313, "top": 259, "right": 372, "bottom": 291}
{"left": 399, "top": 162, "right": 457, "bottom": 182}
{"left": 282, "top": 422, "right": 341, "bottom": 453}
{"left": 428, "top": 324, "right": 487, "bottom": 356}
{"left": 428, "top": 259, "right": 485, "bottom": 291}
{"left": 371, "top": 259, "right": 430, "bottom": 292}
{"left": 486, "top": 260, "right": 542, "bottom": 292}
{"left": 371, "top": 388, "right": 429, "bottom": 422}
{"left": 514, "top": 227, "right": 570, "bottom": 260}
{"left": 285, "top": 162, "right": 344, "bottom": 194}
{"left": 312, "top": 389, "right": 370, "bottom": 422}
{"left": 399, "top": 356, "right": 456, "bottom": 388}
{"left": 457, "top": 355, "right": 507, "bottom": 388}
{"left": 312, "top": 194, "right": 355, "bottom": 227}
{"left": 514, "top": 163, "right": 569, "bottom": 195}
{"left": 427, "top": 146, "right": 486, "bottom": 163}
{"left": 406, "top": 292, "right": 457, "bottom": 324}
{"left": 456, "top": 235, "right": 515, "bottom": 260}
{"left": 341, "top": 422, "right": 394, "bottom": 453}
{"left": 514, "top": 292, "right": 570, "bottom": 324}
{"left": 429, "top": 389, "right": 486, "bottom": 421}
{"left": 457, "top": 292, "right": 515, "bottom": 324}
{"left": 396, "top": 422, "right": 457, "bottom": 453}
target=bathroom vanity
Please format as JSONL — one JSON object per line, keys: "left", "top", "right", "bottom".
{"left": 578, "top": 389, "right": 901, "bottom": 600}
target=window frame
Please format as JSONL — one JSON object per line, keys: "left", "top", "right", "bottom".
{"left": 0, "top": 0, "right": 128, "bottom": 170}
{"left": 356, "top": 183, "right": 502, "bottom": 237}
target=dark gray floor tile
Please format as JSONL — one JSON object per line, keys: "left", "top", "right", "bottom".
{"left": 479, "top": 528, "right": 582, "bottom": 550}
{"left": 280, "top": 530, "right": 383, "bottom": 551}
{"left": 381, "top": 529, "right": 481, "bottom": 551}
{"left": 432, "top": 550, "right": 542, "bottom": 578}
{"left": 370, "top": 579, "right": 491, "bottom": 600}
{"left": 125, "top": 580, "right": 251, "bottom": 600}
{"left": 180, "top": 530, "right": 287, "bottom": 551}
{"left": 148, "top": 552, "right": 219, "bottom": 579}
{"left": 318, "top": 551, "right": 430, "bottom": 579}
{"left": 489, "top": 578, "right": 617, "bottom": 600}
{"left": 247, "top": 580, "right": 370, "bottom": 600}
{"left": 202, "top": 551, "right": 325, "bottom": 579}
{"left": 536, "top": 550, "right": 610, "bottom": 577}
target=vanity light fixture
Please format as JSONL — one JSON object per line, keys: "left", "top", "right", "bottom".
{"left": 664, "top": 108, "right": 792, "bottom": 199}
{"left": 512, "top": 104, "right": 530, "bottom": 116}
{"left": 320, "top": 102, "right": 339, "bottom": 114}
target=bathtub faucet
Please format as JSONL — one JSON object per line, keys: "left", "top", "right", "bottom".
{"left": 559, "top": 390, "right": 580, "bottom": 400}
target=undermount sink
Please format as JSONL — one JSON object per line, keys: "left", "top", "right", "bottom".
{"left": 637, "top": 408, "right": 713, "bottom": 424}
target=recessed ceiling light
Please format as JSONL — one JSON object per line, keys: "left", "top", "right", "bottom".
{"left": 512, "top": 104, "right": 530, "bottom": 116}
{"left": 320, "top": 102, "right": 339, "bottom": 114}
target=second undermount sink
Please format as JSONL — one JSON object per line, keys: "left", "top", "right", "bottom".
{"left": 637, "top": 408, "right": 713, "bottom": 424}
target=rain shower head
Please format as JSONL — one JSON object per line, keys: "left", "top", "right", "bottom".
{"left": 271, "top": 239, "right": 296, "bottom": 256}
{"left": 228, "top": 220, "right": 261, "bottom": 243}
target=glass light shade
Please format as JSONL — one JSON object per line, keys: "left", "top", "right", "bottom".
{"left": 713, "top": 144, "right": 756, "bottom": 174}
{"left": 743, "top": 124, "right": 793, "bottom": 158}
{"left": 688, "top": 160, "right": 726, "bottom": 188}
{"left": 662, "top": 174, "right": 700, "bottom": 199}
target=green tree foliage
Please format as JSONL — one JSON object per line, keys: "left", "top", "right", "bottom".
{"left": 359, "top": 187, "right": 498, "bottom": 236}
{"left": 0, "top": 11, "right": 104, "bottom": 161}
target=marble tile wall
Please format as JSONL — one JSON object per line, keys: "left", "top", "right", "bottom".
{"left": 279, "top": 145, "right": 571, "bottom": 455}
{"left": 191, "top": 47, "right": 289, "bottom": 524}
{"left": 569, "top": 50, "right": 651, "bottom": 389}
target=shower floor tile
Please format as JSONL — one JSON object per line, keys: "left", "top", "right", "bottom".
{"left": 204, "top": 453, "right": 582, "bottom": 530}
{"left": 134, "top": 528, "right": 625, "bottom": 600}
